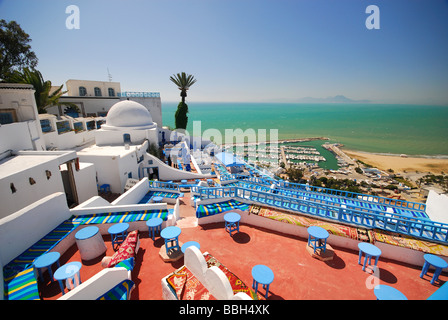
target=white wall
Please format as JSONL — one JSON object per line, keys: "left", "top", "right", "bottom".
{"left": 77, "top": 153, "right": 121, "bottom": 193}
{"left": 46, "top": 97, "right": 120, "bottom": 117}
{"left": 73, "top": 162, "right": 98, "bottom": 204}
{"left": 94, "top": 127, "right": 158, "bottom": 147}
{"left": 126, "top": 97, "right": 162, "bottom": 128}
{"left": 58, "top": 267, "right": 130, "bottom": 300}
{"left": 111, "top": 177, "right": 149, "bottom": 206}
{"left": 77, "top": 142, "right": 150, "bottom": 194}
{"left": 0, "top": 121, "right": 34, "bottom": 152}
{"left": 426, "top": 190, "right": 448, "bottom": 224}
{"left": 0, "top": 84, "right": 46, "bottom": 151}
{"left": 65, "top": 79, "right": 121, "bottom": 98}
{"left": 144, "top": 152, "right": 213, "bottom": 181}
{"left": 0, "top": 192, "right": 71, "bottom": 266}
{"left": 0, "top": 156, "right": 66, "bottom": 219}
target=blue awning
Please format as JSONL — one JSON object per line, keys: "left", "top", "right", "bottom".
{"left": 215, "top": 152, "right": 245, "bottom": 167}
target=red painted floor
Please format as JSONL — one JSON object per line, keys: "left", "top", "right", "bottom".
{"left": 39, "top": 193, "right": 446, "bottom": 300}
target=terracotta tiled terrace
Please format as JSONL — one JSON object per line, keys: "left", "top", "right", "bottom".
{"left": 39, "top": 192, "right": 446, "bottom": 301}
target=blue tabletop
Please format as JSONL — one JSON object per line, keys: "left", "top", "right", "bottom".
{"left": 181, "top": 180, "right": 187, "bottom": 183}
{"left": 34, "top": 252, "right": 60, "bottom": 268}
{"left": 358, "top": 242, "right": 382, "bottom": 257}
{"left": 54, "top": 261, "right": 82, "bottom": 281}
{"left": 224, "top": 212, "right": 241, "bottom": 223}
{"left": 424, "top": 254, "right": 448, "bottom": 268}
{"left": 153, "top": 196, "right": 163, "bottom": 202}
{"left": 252, "top": 265, "right": 274, "bottom": 285}
{"left": 181, "top": 241, "right": 200, "bottom": 253}
{"left": 374, "top": 285, "right": 407, "bottom": 300}
{"left": 146, "top": 217, "right": 163, "bottom": 227}
{"left": 307, "top": 226, "right": 329, "bottom": 239}
{"left": 161, "top": 226, "right": 181, "bottom": 239}
{"left": 75, "top": 226, "right": 99, "bottom": 240}
{"left": 108, "top": 223, "right": 129, "bottom": 235}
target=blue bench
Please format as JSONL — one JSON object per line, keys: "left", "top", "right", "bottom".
{"left": 3, "top": 210, "right": 168, "bottom": 300}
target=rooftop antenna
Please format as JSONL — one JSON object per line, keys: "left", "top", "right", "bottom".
{"left": 107, "top": 67, "right": 112, "bottom": 82}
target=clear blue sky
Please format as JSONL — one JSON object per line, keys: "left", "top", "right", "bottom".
{"left": 1, "top": 0, "right": 448, "bottom": 104}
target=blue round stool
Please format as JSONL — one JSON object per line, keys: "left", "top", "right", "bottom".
{"left": 152, "top": 196, "right": 163, "bottom": 203}
{"left": 307, "top": 226, "right": 329, "bottom": 254}
{"left": 252, "top": 264, "right": 274, "bottom": 299}
{"left": 33, "top": 252, "right": 60, "bottom": 283}
{"left": 224, "top": 212, "right": 241, "bottom": 237}
{"left": 54, "top": 261, "right": 82, "bottom": 295}
{"left": 358, "top": 242, "right": 382, "bottom": 272}
{"left": 146, "top": 217, "right": 163, "bottom": 240}
{"left": 420, "top": 254, "right": 448, "bottom": 285}
{"left": 374, "top": 285, "right": 407, "bottom": 300}
{"left": 108, "top": 223, "right": 129, "bottom": 249}
{"left": 161, "top": 226, "right": 181, "bottom": 255}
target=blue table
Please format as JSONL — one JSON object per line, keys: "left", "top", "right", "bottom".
{"left": 420, "top": 254, "right": 448, "bottom": 285}
{"left": 146, "top": 217, "right": 163, "bottom": 240}
{"left": 75, "top": 226, "right": 99, "bottom": 241}
{"left": 252, "top": 265, "right": 274, "bottom": 299}
{"left": 152, "top": 196, "right": 163, "bottom": 203}
{"left": 181, "top": 241, "right": 200, "bottom": 253}
{"left": 54, "top": 261, "right": 82, "bottom": 295}
{"left": 161, "top": 226, "right": 181, "bottom": 255}
{"left": 33, "top": 252, "right": 60, "bottom": 283}
{"left": 224, "top": 212, "right": 241, "bottom": 237}
{"left": 75, "top": 226, "right": 106, "bottom": 261}
{"left": 108, "top": 223, "right": 129, "bottom": 249}
{"left": 374, "top": 285, "right": 407, "bottom": 300}
{"left": 307, "top": 226, "right": 329, "bottom": 254}
{"left": 358, "top": 242, "right": 382, "bottom": 271}
{"left": 181, "top": 180, "right": 187, "bottom": 184}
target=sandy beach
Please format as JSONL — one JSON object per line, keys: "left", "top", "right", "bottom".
{"left": 343, "top": 149, "right": 448, "bottom": 174}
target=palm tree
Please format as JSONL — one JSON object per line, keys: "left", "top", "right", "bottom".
{"left": 8, "top": 68, "right": 78, "bottom": 114}
{"left": 169, "top": 72, "right": 197, "bottom": 129}
{"left": 169, "top": 72, "right": 197, "bottom": 104}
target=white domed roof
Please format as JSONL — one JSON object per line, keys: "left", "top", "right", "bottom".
{"left": 106, "top": 100, "right": 153, "bottom": 128}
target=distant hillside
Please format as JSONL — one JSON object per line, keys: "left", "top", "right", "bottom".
{"left": 297, "top": 95, "right": 371, "bottom": 104}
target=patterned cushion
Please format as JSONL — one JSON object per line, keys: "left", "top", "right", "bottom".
{"left": 107, "top": 230, "right": 138, "bottom": 267}
{"left": 166, "top": 266, "right": 216, "bottom": 300}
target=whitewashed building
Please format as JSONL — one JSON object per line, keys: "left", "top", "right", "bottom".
{"left": 0, "top": 83, "right": 46, "bottom": 152}
{"left": 0, "top": 84, "right": 98, "bottom": 214}
{"left": 45, "top": 79, "right": 163, "bottom": 128}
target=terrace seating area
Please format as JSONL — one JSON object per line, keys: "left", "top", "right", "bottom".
{"left": 192, "top": 173, "right": 448, "bottom": 244}
{"left": 2, "top": 162, "right": 448, "bottom": 301}
{"left": 2, "top": 190, "right": 169, "bottom": 300}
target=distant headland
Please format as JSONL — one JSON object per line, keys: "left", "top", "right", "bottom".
{"left": 296, "top": 95, "right": 371, "bottom": 104}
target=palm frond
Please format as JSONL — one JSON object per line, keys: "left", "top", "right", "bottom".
{"left": 169, "top": 72, "right": 197, "bottom": 90}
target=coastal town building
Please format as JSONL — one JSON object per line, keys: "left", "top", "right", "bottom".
{"left": 0, "top": 83, "right": 46, "bottom": 152}
{"left": 46, "top": 79, "right": 163, "bottom": 128}
{"left": 0, "top": 83, "right": 97, "bottom": 213}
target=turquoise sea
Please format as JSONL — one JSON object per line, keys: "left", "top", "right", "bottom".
{"left": 162, "top": 102, "right": 448, "bottom": 157}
